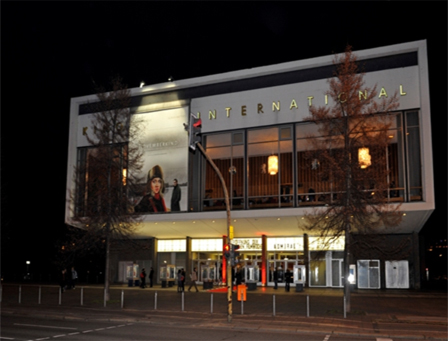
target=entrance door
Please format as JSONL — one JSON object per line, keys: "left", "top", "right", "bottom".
{"left": 331, "top": 259, "right": 343, "bottom": 287}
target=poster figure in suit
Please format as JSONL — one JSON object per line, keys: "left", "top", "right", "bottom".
{"left": 170, "top": 179, "right": 181, "bottom": 211}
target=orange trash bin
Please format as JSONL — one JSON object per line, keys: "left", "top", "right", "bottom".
{"left": 237, "top": 284, "right": 246, "bottom": 301}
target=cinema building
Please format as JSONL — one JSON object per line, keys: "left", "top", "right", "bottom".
{"left": 65, "top": 40, "right": 434, "bottom": 290}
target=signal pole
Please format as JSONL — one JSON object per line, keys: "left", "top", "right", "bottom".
{"left": 196, "top": 142, "right": 233, "bottom": 322}
{"left": 185, "top": 115, "right": 233, "bottom": 322}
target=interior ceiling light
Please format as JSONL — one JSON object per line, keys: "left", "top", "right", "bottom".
{"left": 268, "top": 155, "right": 278, "bottom": 175}
{"left": 358, "top": 147, "right": 371, "bottom": 169}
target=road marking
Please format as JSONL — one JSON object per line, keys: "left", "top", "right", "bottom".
{"left": 82, "top": 330, "right": 94, "bottom": 333}
{"left": 0, "top": 337, "right": 16, "bottom": 340}
{"left": 323, "top": 336, "right": 331, "bottom": 341}
{"left": 14, "top": 324, "right": 77, "bottom": 330}
{"left": 52, "top": 335, "right": 66, "bottom": 338}
{"left": 377, "top": 339, "right": 393, "bottom": 341}
{"left": 67, "top": 333, "right": 80, "bottom": 336}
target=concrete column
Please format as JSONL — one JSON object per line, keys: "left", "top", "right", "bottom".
{"left": 186, "top": 236, "right": 192, "bottom": 278}
{"left": 304, "top": 233, "right": 309, "bottom": 288}
{"left": 262, "top": 235, "right": 267, "bottom": 286}
{"left": 413, "top": 232, "right": 421, "bottom": 290}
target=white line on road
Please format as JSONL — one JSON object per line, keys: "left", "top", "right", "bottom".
{"left": 323, "top": 335, "right": 331, "bottom": 341}
{"left": 0, "top": 337, "right": 15, "bottom": 340}
{"left": 14, "top": 324, "right": 77, "bottom": 330}
{"left": 377, "top": 339, "right": 393, "bottom": 341}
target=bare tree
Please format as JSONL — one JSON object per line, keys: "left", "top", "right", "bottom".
{"left": 303, "top": 46, "right": 402, "bottom": 312}
{"left": 69, "top": 77, "right": 144, "bottom": 300}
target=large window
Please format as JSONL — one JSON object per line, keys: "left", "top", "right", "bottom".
{"left": 75, "top": 143, "right": 128, "bottom": 217}
{"left": 199, "top": 111, "right": 421, "bottom": 212}
{"left": 203, "top": 132, "right": 245, "bottom": 210}
{"left": 247, "top": 126, "right": 293, "bottom": 209}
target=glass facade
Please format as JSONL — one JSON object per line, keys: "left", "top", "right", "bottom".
{"left": 201, "top": 111, "right": 422, "bottom": 212}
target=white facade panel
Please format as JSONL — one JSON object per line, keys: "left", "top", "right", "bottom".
{"left": 192, "top": 66, "right": 420, "bottom": 134}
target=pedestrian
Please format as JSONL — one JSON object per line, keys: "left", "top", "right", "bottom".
{"left": 273, "top": 267, "right": 278, "bottom": 290}
{"left": 235, "top": 266, "right": 243, "bottom": 285}
{"left": 188, "top": 267, "right": 199, "bottom": 292}
{"left": 71, "top": 266, "right": 78, "bottom": 289}
{"left": 140, "top": 268, "right": 147, "bottom": 288}
{"left": 59, "top": 268, "right": 67, "bottom": 293}
{"left": 181, "top": 268, "right": 186, "bottom": 292}
{"left": 149, "top": 267, "right": 154, "bottom": 287}
{"left": 177, "top": 269, "right": 183, "bottom": 292}
{"left": 170, "top": 179, "right": 181, "bottom": 211}
{"left": 285, "top": 269, "right": 292, "bottom": 292}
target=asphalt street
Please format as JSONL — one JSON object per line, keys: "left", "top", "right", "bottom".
{"left": 1, "top": 283, "right": 447, "bottom": 340}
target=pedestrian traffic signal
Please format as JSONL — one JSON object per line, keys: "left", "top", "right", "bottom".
{"left": 224, "top": 244, "right": 230, "bottom": 259}
{"left": 232, "top": 244, "right": 240, "bottom": 258}
{"left": 230, "top": 244, "right": 240, "bottom": 266}
{"left": 187, "top": 113, "right": 202, "bottom": 150}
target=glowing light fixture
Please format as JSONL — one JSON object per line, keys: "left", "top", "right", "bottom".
{"left": 122, "top": 168, "right": 127, "bottom": 186}
{"left": 358, "top": 147, "right": 371, "bottom": 169}
{"left": 268, "top": 155, "right": 278, "bottom": 175}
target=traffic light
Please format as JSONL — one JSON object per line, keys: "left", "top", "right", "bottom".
{"left": 230, "top": 244, "right": 240, "bottom": 266}
{"left": 223, "top": 244, "right": 230, "bottom": 260}
{"left": 187, "top": 113, "right": 202, "bottom": 150}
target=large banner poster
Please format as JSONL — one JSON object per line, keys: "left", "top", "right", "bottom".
{"left": 132, "top": 107, "right": 189, "bottom": 213}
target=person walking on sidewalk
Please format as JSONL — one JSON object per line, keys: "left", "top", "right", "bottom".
{"left": 188, "top": 267, "right": 199, "bottom": 292}
{"left": 70, "top": 267, "right": 78, "bottom": 289}
{"left": 140, "top": 268, "right": 147, "bottom": 288}
{"left": 181, "top": 268, "right": 186, "bottom": 292}
{"left": 273, "top": 267, "right": 278, "bottom": 289}
{"left": 285, "top": 269, "right": 292, "bottom": 292}
{"left": 149, "top": 267, "right": 154, "bottom": 287}
{"left": 177, "top": 269, "right": 183, "bottom": 292}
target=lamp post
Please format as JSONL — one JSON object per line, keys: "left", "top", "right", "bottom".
{"left": 25, "top": 261, "right": 30, "bottom": 280}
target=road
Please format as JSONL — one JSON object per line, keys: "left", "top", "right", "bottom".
{"left": 0, "top": 314, "right": 412, "bottom": 341}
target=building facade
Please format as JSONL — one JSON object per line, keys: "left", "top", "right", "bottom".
{"left": 66, "top": 40, "right": 434, "bottom": 289}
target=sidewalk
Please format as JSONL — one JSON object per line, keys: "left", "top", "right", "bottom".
{"left": 2, "top": 283, "right": 447, "bottom": 340}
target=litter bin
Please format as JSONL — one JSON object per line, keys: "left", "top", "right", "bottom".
{"left": 247, "top": 282, "right": 257, "bottom": 291}
{"left": 128, "top": 279, "right": 134, "bottom": 287}
{"left": 134, "top": 279, "right": 140, "bottom": 287}
{"left": 237, "top": 284, "right": 246, "bottom": 301}
{"left": 203, "top": 281, "right": 213, "bottom": 290}
{"left": 295, "top": 283, "right": 303, "bottom": 292}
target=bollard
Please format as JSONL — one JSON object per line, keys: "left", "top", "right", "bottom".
{"left": 103, "top": 288, "right": 107, "bottom": 307}
{"left": 38, "top": 286, "right": 41, "bottom": 304}
{"left": 210, "top": 293, "right": 213, "bottom": 314}
{"left": 0, "top": 285, "right": 2, "bottom": 303}
{"left": 181, "top": 291, "right": 184, "bottom": 311}
{"left": 121, "top": 290, "right": 124, "bottom": 309}
{"left": 59, "top": 287, "right": 62, "bottom": 305}
{"left": 273, "top": 294, "right": 276, "bottom": 316}
{"left": 241, "top": 292, "right": 244, "bottom": 315}
{"left": 306, "top": 295, "right": 309, "bottom": 317}
{"left": 154, "top": 291, "right": 157, "bottom": 310}
{"left": 19, "top": 285, "right": 22, "bottom": 304}
{"left": 80, "top": 287, "right": 84, "bottom": 306}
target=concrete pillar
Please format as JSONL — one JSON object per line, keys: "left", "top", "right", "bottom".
{"left": 304, "top": 233, "right": 309, "bottom": 288}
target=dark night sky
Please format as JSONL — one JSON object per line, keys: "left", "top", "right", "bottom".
{"left": 2, "top": 2, "right": 447, "bottom": 275}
